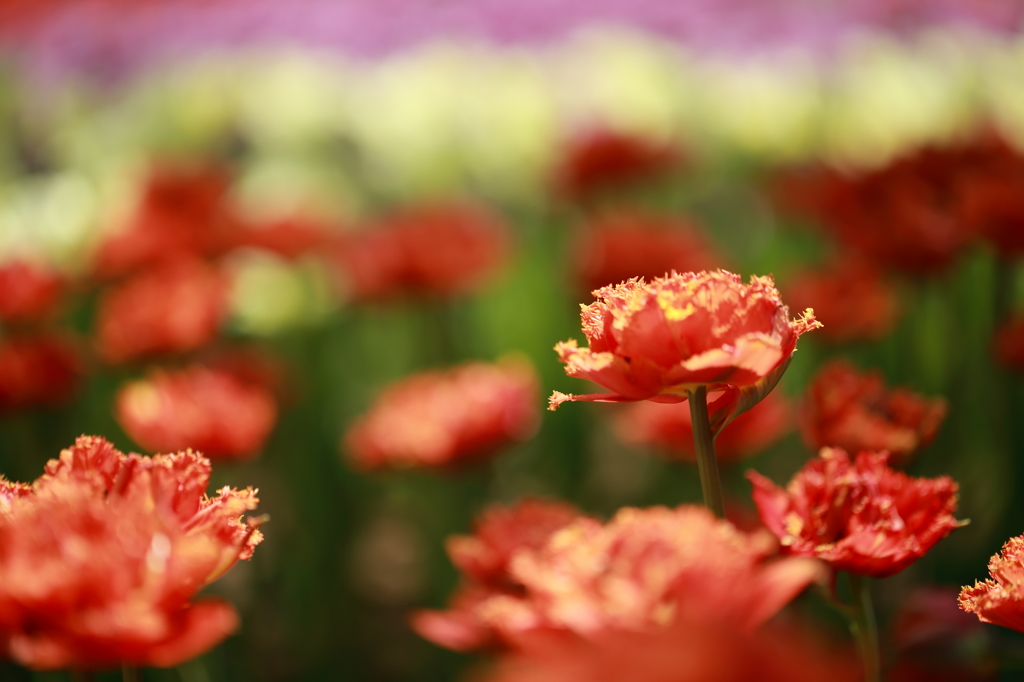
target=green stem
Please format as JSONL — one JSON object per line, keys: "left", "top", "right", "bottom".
{"left": 69, "top": 671, "right": 94, "bottom": 682}
{"left": 122, "top": 665, "right": 140, "bottom": 682}
{"left": 687, "top": 385, "right": 725, "bottom": 518}
{"left": 848, "top": 574, "right": 881, "bottom": 682}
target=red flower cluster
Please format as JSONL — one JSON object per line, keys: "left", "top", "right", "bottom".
{"left": 92, "top": 163, "right": 240, "bottom": 279}
{"left": 614, "top": 389, "right": 791, "bottom": 465}
{"left": 554, "top": 129, "right": 681, "bottom": 202}
{"left": 331, "top": 202, "right": 508, "bottom": 301}
{"left": 486, "top": 616, "right": 857, "bottom": 682}
{"left": 572, "top": 210, "right": 721, "bottom": 295}
{"left": 784, "top": 259, "right": 901, "bottom": 343}
{"left": 115, "top": 365, "right": 278, "bottom": 461}
{"left": 0, "top": 260, "right": 64, "bottom": 325}
{"left": 800, "top": 360, "right": 947, "bottom": 466}
{"left": 411, "top": 499, "right": 582, "bottom": 651}
{"left": 550, "top": 271, "right": 820, "bottom": 419}
{"left": 749, "top": 448, "right": 963, "bottom": 577}
{"left": 0, "top": 436, "right": 262, "bottom": 670}
{"left": 94, "top": 259, "right": 229, "bottom": 364}
{"left": 415, "top": 504, "right": 823, "bottom": 651}
{"left": 960, "top": 534, "right": 1024, "bottom": 633}
{"left": 345, "top": 359, "right": 539, "bottom": 470}
{"left": 775, "top": 135, "right": 1024, "bottom": 273}
{"left": 0, "top": 333, "right": 82, "bottom": 412}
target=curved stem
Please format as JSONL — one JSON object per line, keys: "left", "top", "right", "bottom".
{"left": 848, "top": 574, "right": 881, "bottom": 682}
{"left": 687, "top": 385, "right": 725, "bottom": 517}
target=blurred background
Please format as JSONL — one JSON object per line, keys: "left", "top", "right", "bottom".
{"left": 1, "top": 1, "right": 1024, "bottom": 679}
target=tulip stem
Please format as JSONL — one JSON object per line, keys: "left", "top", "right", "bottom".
{"left": 122, "top": 665, "right": 140, "bottom": 682}
{"left": 70, "top": 671, "right": 94, "bottom": 682}
{"left": 848, "top": 574, "right": 881, "bottom": 682}
{"left": 688, "top": 385, "right": 725, "bottom": 518}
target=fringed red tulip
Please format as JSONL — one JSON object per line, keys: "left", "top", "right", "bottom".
{"left": 960, "top": 535, "right": 1024, "bottom": 633}
{"left": 749, "top": 448, "right": 963, "bottom": 578}
{"left": 0, "top": 436, "right": 262, "bottom": 670}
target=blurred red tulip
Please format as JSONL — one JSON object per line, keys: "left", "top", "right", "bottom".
{"left": 572, "top": 210, "right": 722, "bottom": 295}
{"left": 614, "top": 388, "right": 791, "bottom": 464}
{"left": 0, "top": 332, "right": 82, "bottom": 411}
{"left": 784, "top": 259, "right": 901, "bottom": 343}
{"left": 345, "top": 358, "right": 539, "bottom": 471}
{"left": 993, "top": 314, "right": 1024, "bottom": 372}
{"left": 331, "top": 202, "right": 508, "bottom": 301}
{"left": 414, "top": 504, "right": 823, "bottom": 651}
{"left": 411, "top": 499, "right": 582, "bottom": 651}
{"left": 92, "top": 163, "right": 240, "bottom": 279}
{"left": 749, "top": 448, "right": 963, "bottom": 578}
{"left": 0, "top": 260, "right": 64, "bottom": 325}
{"left": 550, "top": 271, "right": 820, "bottom": 417}
{"left": 554, "top": 129, "right": 681, "bottom": 202}
{"left": 800, "top": 360, "right": 947, "bottom": 466}
{"left": 0, "top": 436, "right": 262, "bottom": 670}
{"left": 116, "top": 365, "right": 278, "bottom": 461}
{"left": 485, "top": 616, "right": 857, "bottom": 682}
{"left": 94, "top": 258, "right": 228, "bottom": 364}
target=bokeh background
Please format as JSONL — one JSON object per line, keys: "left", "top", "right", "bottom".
{"left": 2, "top": 1, "right": 1024, "bottom": 679}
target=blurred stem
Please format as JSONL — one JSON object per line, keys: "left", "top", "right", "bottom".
{"left": 69, "top": 671, "right": 94, "bottom": 682}
{"left": 848, "top": 574, "right": 880, "bottom": 682}
{"left": 122, "top": 665, "right": 140, "bottom": 682}
{"left": 687, "top": 385, "right": 724, "bottom": 518}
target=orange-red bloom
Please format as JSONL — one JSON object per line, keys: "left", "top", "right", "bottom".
{"left": 92, "top": 163, "right": 240, "bottom": 279}
{"left": 411, "top": 499, "right": 582, "bottom": 651}
{"left": 0, "top": 260, "right": 64, "bottom": 325}
{"left": 345, "top": 359, "right": 539, "bottom": 470}
{"left": 784, "top": 259, "right": 901, "bottom": 344}
{"left": 94, "top": 259, "right": 229, "bottom": 364}
{"left": 0, "top": 333, "right": 82, "bottom": 412}
{"left": 800, "top": 360, "right": 947, "bottom": 466}
{"left": 614, "top": 389, "right": 791, "bottom": 464}
{"left": 748, "top": 448, "right": 963, "bottom": 578}
{"left": 572, "top": 210, "right": 722, "bottom": 295}
{"left": 331, "top": 202, "right": 508, "bottom": 300}
{"left": 960, "top": 535, "right": 1024, "bottom": 633}
{"left": 115, "top": 365, "right": 278, "bottom": 461}
{"left": 550, "top": 271, "right": 820, "bottom": 422}
{"left": 485, "top": 617, "right": 857, "bottom": 682}
{"left": 414, "top": 505, "right": 823, "bottom": 651}
{"left": 0, "top": 436, "right": 262, "bottom": 670}
{"left": 554, "top": 129, "right": 681, "bottom": 202}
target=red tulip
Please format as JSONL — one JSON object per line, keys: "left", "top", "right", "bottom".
{"left": 0, "top": 333, "right": 82, "bottom": 412}
{"left": 115, "top": 365, "right": 278, "bottom": 461}
{"left": 749, "top": 448, "right": 963, "bottom": 578}
{"left": 414, "top": 504, "right": 823, "bottom": 651}
{"left": 346, "top": 359, "right": 539, "bottom": 470}
{"left": 94, "top": 259, "right": 228, "bottom": 364}
{"left": 554, "top": 129, "right": 680, "bottom": 202}
{"left": 572, "top": 210, "right": 722, "bottom": 295}
{"left": 0, "top": 436, "right": 262, "bottom": 670}
{"left": 0, "top": 260, "right": 64, "bottom": 325}
{"left": 800, "top": 360, "right": 947, "bottom": 466}
{"left": 549, "top": 271, "right": 820, "bottom": 423}
{"left": 960, "top": 535, "right": 1024, "bottom": 634}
